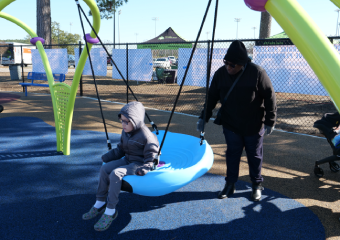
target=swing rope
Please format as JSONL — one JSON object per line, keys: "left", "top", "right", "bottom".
{"left": 76, "top": 1, "right": 112, "bottom": 150}
{"left": 76, "top": 0, "right": 218, "bottom": 167}
{"left": 75, "top": 2, "right": 159, "bottom": 135}
{"left": 201, "top": 0, "right": 219, "bottom": 145}
{"left": 157, "top": 0, "right": 219, "bottom": 157}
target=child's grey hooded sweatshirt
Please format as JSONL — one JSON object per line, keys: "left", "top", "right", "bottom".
{"left": 101, "top": 101, "right": 159, "bottom": 170}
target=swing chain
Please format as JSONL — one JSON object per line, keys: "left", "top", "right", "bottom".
{"left": 107, "top": 139, "right": 112, "bottom": 150}
{"left": 76, "top": 2, "right": 159, "bottom": 141}
{"left": 150, "top": 121, "right": 159, "bottom": 135}
{"left": 200, "top": 131, "right": 205, "bottom": 145}
{"left": 152, "top": 155, "right": 160, "bottom": 171}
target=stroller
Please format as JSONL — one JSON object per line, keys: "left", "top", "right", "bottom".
{"left": 313, "top": 112, "right": 340, "bottom": 177}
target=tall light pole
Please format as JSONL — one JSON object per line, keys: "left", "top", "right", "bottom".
{"left": 152, "top": 17, "right": 159, "bottom": 37}
{"left": 336, "top": 9, "right": 340, "bottom": 35}
{"left": 113, "top": 7, "right": 116, "bottom": 49}
{"left": 135, "top": 33, "right": 139, "bottom": 43}
{"left": 118, "top": 10, "right": 121, "bottom": 49}
{"left": 235, "top": 18, "right": 241, "bottom": 39}
{"left": 206, "top": 31, "right": 210, "bottom": 40}
{"left": 252, "top": 26, "right": 256, "bottom": 39}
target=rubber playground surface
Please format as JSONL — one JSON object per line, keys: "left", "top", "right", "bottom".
{"left": 0, "top": 92, "right": 339, "bottom": 239}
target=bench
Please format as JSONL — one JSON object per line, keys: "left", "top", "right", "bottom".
{"left": 19, "top": 72, "right": 66, "bottom": 96}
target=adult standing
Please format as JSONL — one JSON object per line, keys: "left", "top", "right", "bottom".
{"left": 197, "top": 40, "right": 277, "bottom": 201}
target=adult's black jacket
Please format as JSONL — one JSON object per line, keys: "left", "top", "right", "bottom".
{"left": 201, "top": 61, "right": 277, "bottom": 136}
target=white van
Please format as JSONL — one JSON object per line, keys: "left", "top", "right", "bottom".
{"left": 1, "top": 42, "right": 35, "bottom": 66}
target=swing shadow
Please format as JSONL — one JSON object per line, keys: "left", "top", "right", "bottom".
{"left": 0, "top": 186, "right": 325, "bottom": 240}
{"left": 111, "top": 192, "right": 325, "bottom": 240}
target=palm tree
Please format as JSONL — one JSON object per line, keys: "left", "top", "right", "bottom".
{"left": 37, "top": 0, "right": 51, "bottom": 46}
{"left": 259, "top": 11, "right": 272, "bottom": 39}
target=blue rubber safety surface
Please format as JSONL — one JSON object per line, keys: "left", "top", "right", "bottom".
{"left": 0, "top": 117, "right": 325, "bottom": 240}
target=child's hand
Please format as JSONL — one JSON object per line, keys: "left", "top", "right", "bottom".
{"left": 135, "top": 167, "right": 150, "bottom": 176}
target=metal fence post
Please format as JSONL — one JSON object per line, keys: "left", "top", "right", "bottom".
{"left": 206, "top": 40, "right": 210, "bottom": 87}
{"left": 126, "top": 43, "right": 129, "bottom": 103}
{"left": 79, "top": 41, "right": 83, "bottom": 96}
{"left": 20, "top": 45, "right": 24, "bottom": 92}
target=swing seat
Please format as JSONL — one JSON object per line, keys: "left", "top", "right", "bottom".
{"left": 121, "top": 130, "right": 214, "bottom": 196}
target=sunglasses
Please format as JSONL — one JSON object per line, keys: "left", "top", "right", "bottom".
{"left": 119, "top": 118, "right": 130, "bottom": 125}
{"left": 224, "top": 61, "right": 236, "bottom": 68}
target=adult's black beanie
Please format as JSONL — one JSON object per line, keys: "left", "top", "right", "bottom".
{"left": 224, "top": 40, "right": 248, "bottom": 66}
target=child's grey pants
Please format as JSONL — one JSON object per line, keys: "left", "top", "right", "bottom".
{"left": 96, "top": 158, "right": 142, "bottom": 209}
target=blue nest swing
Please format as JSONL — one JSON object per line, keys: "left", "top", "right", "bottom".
{"left": 121, "top": 131, "right": 214, "bottom": 196}
{"left": 75, "top": 0, "right": 216, "bottom": 197}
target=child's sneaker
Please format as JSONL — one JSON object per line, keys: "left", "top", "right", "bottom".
{"left": 82, "top": 204, "right": 106, "bottom": 220}
{"left": 332, "top": 134, "right": 340, "bottom": 148}
{"left": 94, "top": 211, "right": 118, "bottom": 231}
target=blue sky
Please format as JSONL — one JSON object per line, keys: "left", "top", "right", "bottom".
{"left": 0, "top": 0, "right": 339, "bottom": 44}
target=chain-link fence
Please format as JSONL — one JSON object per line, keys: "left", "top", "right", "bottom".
{"left": 1, "top": 37, "right": 340, "bottom": 136}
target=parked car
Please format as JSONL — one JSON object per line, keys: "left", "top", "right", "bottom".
{"left": 68, "top": 54, "right": 75, "bottom": 68}
{"left": 153, "top": 58, "right": 171, "bottom": 69}
{"left": 107, "top": 55, "right": 112, "bottom": 66}
{"left": 168, "top": 56, "right": 176, "bottom": 65}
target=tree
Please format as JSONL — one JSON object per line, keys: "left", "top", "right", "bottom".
{"left": 259, "top": 11, "right": 272, "bottom": 39}
{"left": 24, "top": 22, "right": 81, "bottom": 54}
{"left": 37, "top": 0, "right": 51, "bottom": 46}
{"left": 90, "top": 0, "right": 128, "bottom": 19}
{"left": 51, "top": 22, "right": 82, "bottom": 54}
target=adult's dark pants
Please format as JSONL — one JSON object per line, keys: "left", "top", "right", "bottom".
{"left": 223, "top": 127, "right": 265, "bottom": 184}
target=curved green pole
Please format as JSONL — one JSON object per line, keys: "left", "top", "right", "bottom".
{"left": 63, "top": 0, "right": 101, "bottom": 155}
{"left": 246, "top": 0, "right": 340, "bottom": 112}
{"left": 0, "top": 0, "right": 15, "bottom": 11}
{"left": 331, "top": 0, "right": 340, "bottom": 9}
{"left": 263, "top": 0, "right": 340, "bottom": 112}
{"left": 0, "top": 0, "right": 101, "bottom": 155}
{"left": 0, "top": 13, "right": 55, "bottom": 88}
{"left": 0, "top": 9, "right": 61, "bottom": 150}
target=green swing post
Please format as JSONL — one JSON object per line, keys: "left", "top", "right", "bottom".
{"left": 0, "top": 0, "right": 101, "bottom": 155}
{"left": 0, "top": 10, "right": 63, "bottom": 151}
{"left": 63, "top": 0, "right": 101, "bottom": 155}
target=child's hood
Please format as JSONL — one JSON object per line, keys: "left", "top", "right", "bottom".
{"left": 119, "top": 101, "right": 145, "bottom": 131}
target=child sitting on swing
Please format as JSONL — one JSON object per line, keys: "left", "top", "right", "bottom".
{"left": 82, "top": 101, "right": 159, "bottom": 231}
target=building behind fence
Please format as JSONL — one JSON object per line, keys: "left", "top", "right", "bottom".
{"left": 1, "top": 37, "right": 340, "bottom": 136}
